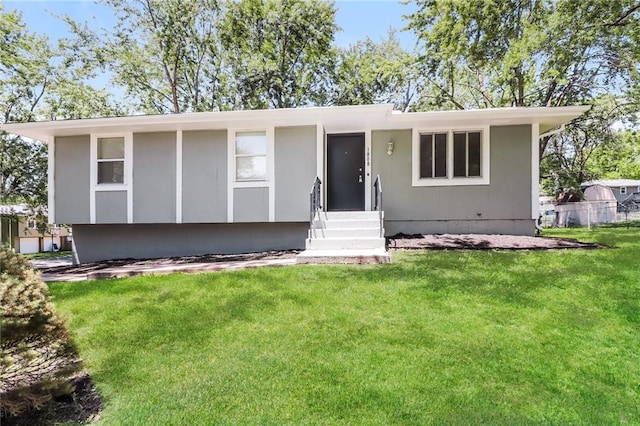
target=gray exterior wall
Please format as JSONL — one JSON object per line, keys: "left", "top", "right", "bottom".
{"left": 372, "top": 125, "right": 534, "bottom": 236}
{"left": 95, "top": 191, "right": 127, "bottom": 223}
{"left": 234, "top": 187, "right": 269, "bottom": 222}
{"left": 274, "top": 126, "right": 317, "bottom": 221}
{"left": 54, "top": 135, "right": 90, "bottom": 224}
{"left": 72, "top": 223, "right": 307, "bottom": 263}
{"left": 182, "top": 130, "right": 227, "bottom": 222}
{"left": 133, "top": 132, "right": 176, "bottom": 223}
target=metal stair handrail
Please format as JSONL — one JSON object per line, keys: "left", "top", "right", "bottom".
{"left": 374, "top": 175, "right": 383, "bottom": 238}
{"left": 309, "top": 177, "right": 323, "bottom": 238}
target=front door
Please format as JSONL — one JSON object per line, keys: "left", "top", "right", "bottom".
{"left": 327, "top": 133, "right": 365, "bottom": 211}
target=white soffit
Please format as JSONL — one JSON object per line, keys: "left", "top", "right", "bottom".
{"left": 2, "top": 104, "right": 590, "bottom": 143}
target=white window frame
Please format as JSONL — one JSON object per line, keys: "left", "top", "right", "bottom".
{"left": 620, "top": 187, "right": 627, "bottom": 195}
{"left": 412, "top": 126, "right": 490, "bottom": 186}
{"left": 90, "top": 133, "right": 133, "bottom": 224}
{"left": 227, "top": 127, "right": 275, "bottom": 222}
{"left": 92, "top": 134, "right": 132, "bottom": 189}
{"left": 233, "top": 130, "right": 269, "bottom": 184}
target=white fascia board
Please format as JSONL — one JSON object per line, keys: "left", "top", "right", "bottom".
{"left": 391, "top": 105, "right": 591, "bottom": 130}
{"left": 1, "top": 104, "right": 394, "bottom": 142}
{"left": 2, "top": 104, "right": 589, "bottom": 142}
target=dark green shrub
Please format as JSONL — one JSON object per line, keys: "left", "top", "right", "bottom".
{"left": 0, "top": 246, "right": 82, "bottom": 417}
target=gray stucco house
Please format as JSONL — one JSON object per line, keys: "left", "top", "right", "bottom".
{"left": 3, "top": 104, "right": 588, "bottom": 262}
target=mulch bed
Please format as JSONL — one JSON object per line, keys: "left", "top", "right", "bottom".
{"left": 34, "top": 236, "right": 602, "bottom": 277}
{"left": 36, "top": 250, "right": 300, "bottom": 276}
{"left": 1, "top": 373, "right": 102, "bottom": 425}
{"left": 388, "top": 233, "right": 602, "bottom": 250}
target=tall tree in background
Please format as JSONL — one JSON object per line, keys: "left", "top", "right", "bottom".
{"left": 1, "top": 5, "right": 118, "bottom": 205}
{"left": 220, "top": 0, "right": 338, "bottom": 109}
{"left": 589, "top": 130, "right": 640, "bottom": 181}
{"left": 89, "top": 0, "right": 226, "bottom": 114}
{"left": 332, "top": 29, "right": 420, "bottom": 112}
{"left": 407, "top": 0, "right": 639, "bottom": 113}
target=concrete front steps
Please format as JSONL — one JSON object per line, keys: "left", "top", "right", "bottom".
{"left": 296, "top": 211, "right": 390, "bottom": 264}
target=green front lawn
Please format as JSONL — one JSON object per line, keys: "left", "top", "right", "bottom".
{"left": 49, "top": 227, "right": 640, "bottom": 424}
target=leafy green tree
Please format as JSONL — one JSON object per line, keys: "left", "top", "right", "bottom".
{"left": 78, "top": 0, "right": 227, "bottom": 114}
{"left": 589, "top": 130, "right": 640, "bottom": 180}
{"left": 539, "top": 96, "right": 630, "bottom": 194}
{"left": 407, "top": 0, "right": 639, "bottom": 112}
{"left": 332, "top": 29, "right": 420, "bottom": 112}
{"left": 220, "top": 0, "right": 339, "bottom": 109}
{"left": 1, "top": 5, "right": 120, "bottom": 206}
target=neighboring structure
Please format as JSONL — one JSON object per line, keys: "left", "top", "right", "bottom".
{"left": 0, "top": 204, "right": 71, "bottom": 254}
{"left": 582, "top": 179, "right": 640, "bottom": 204}
{"left": 3, "top": 104, "right": 588, "bottom": 262}
{"left": 555, "top": 184, "right": 617, "bottom": 227}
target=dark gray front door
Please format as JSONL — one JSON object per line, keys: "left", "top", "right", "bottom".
{"left": 327, "top": 133, "right": 365, "bottom": 211}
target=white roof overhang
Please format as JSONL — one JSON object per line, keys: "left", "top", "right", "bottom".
{"left": 2, "top": 104, "right": 590, "bottom": 143}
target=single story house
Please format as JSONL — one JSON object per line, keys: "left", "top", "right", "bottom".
{"left": 0, "top": 204, "right": 72, "bottom": 254}
{"left": 3, "top": 104, "right": 588, "bottom": 263}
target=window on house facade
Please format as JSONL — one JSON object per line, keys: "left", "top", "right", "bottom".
{"left": 27, "top": 218, "right": 36, "bottom": 229}
{"left": 97, "top": 137, "right": 125, "bottom": 184}
{"left": 235, "top": 131, "right": 267, "bottom": 181}
{"left": 419, "top": 132, "right": 447, "bottom": 178}
{"left": 413, "top": 127, "right": 489, "bottom": 186}
{"left": 453, "top": 131, "right": 481, "bottom": 177}
{"left": 620, "top": 187, "right": 627, "bottom": 195}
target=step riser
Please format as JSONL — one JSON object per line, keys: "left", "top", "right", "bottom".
{"left": 309, "top": 228, "right": 384, "bottom": 239}
{"left": 315, "top": 219, "right": 380, "bottom": 229}
{"left": 320, "top": 211, "right": 382, "bottom": 220}
{"left": 305, "top": 238, "right": 386, "bottom": 250}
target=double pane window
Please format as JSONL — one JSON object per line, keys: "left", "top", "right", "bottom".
{"left": 97, "top": 137, "right": 125, "bottom": 184}
{"left": 236, "top": 131, "right": 267, "bottom": 181}
{"left": 419, "top": 130, "right": 483, "bottom": 180}
{"left": 419, "top": 133, "right": 447, "bottom": 178}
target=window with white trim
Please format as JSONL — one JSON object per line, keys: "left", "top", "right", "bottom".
{"left": 235, "top": 131, "right": 267, "bottom": 181}
{"left": 413, "top": 127, "right": 490, "bottom": 186}
{"left": 97, "top": 137, "right": 125, "bottom": 184}
{"left": 453, "top": 131, "right": 481, "bottom": 177}
{"left": 620, "top": 187, "right": 627, "bottom": 195}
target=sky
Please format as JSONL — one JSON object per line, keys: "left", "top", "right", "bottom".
{"left": 4, "top": 0, "right": 419, "bottom": 50}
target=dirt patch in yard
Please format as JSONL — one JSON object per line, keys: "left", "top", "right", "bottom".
{"left": 388, "top": 233, "right": 602, "bottom": 250}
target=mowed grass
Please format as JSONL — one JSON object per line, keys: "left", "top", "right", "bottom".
{"left": 48, "top": 227, "right": 640, "bottom": 425}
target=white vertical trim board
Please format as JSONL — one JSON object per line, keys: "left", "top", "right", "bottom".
{"left": 90, "top": 132, "right": 133, "bottom": 224}
{"left": 175, "top": 130, "right": 183, "bottom": 224}
{"left": 89, "top": 135, "right": 97, "bottom": 224}
{"left": 316, "top": 124, "right": 324, "bottom": 180}
{"left": 267, "top": 126, "right": 275, "bottom": 222}
{"left": 531, "top": 123, "right": 540, "bottom": 220}
{"left": 125, "top": 132, "right": 133, "bottom": 223}
{"left": 227, "top": 129, "right": 235, "bottom": 222}
{"left": 47, "top": 136, "right": 55, "bottom": 224}
{"left": 364, "top": 129, "right": 371, "bottom": 211}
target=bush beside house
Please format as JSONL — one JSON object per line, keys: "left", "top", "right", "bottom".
{"left": 0, "top": 247, "right": 83, "bottom": 418}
